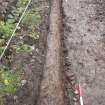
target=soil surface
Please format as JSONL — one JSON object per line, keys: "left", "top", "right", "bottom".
{"left": 63, "top": 0, "right": 105, "bottom": 105}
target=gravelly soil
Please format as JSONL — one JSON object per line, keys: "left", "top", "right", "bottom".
{"left": 63, "top": 0, "right": 105, "bottom": 105}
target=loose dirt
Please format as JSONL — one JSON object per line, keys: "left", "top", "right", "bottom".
{"left": 63, "top": 0, "right": 105, "bottom": 105}
{"left": 37, "top": 0, "right": 64, "bottom": 105}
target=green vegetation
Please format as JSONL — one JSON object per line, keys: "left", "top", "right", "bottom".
{"left": 12, "top": 44, "right": 34, "bottom": 53}
{"left": 0, "top": 21, "right": 14, "bottom": 55}
{"left": 0, "top": 65, "right": 22, "bottom": 105}
{"left": 0, "top": 0, "right": 42, "bottom": 104}
{"left": 0, "top": 0, "right": 41, "bottom": 55}
{"left": 16, "top": 0, "right": 28, "bottom": 7}
{"left": 0, "top": 66, "right": 22, "bottom": 95}
{"left": 0, "top": 1, "right": 41, "bottom": 104}
{"left": 22, "top": 10, "right": 41, "bottom": 26}
{"left": 0, "top": 21, "right": 14, "bottom": 40}
{"left": 0, "top": 0, "right": 42, "bottom": 103}
{"left": 22, "top": 9, "right": 41, "bottom": 40}
{"left": 0, "top": 47, "right": 5, "bottom": 55}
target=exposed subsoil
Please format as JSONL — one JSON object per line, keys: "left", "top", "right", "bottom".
{"left": 37, "top": 0, "right": 64, "bottom": 105}
{"left": 63, "top": 0, "right": 105, "bottom": 105}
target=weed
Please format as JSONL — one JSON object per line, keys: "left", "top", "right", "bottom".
{"left": 0, "top": 65, "right": 22, "bottom": 96}
{"left": 22, "top": 10, "right": 41, "bottom": 27}
{"left": 22, "top": 9, "right": 41, "bottom": 40}
{"left": 0, "top": 47, "right": 5, "bottom": 55}
{"left": 29, "top": 31, "right": 40, "bottom": 40}
{"left": 16, "top": 0, "right": 29, "bottom": 7}
{"left": 0, "top": 21, "right": 14, "bottom": 40}
{"left": 12, "top": 44, "right": 34, "bottom": 53}
{"left": 0, "top": 0, "right": 42, "bottom": 103}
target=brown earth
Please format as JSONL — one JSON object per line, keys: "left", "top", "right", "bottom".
{"left": 63, "top": 0, "right": 105, "bottom": 105}
{"left": 37, "top": 0, "right": 64, "bottom": 105}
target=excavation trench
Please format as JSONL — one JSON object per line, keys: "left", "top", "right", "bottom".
{"left": 37, "top": 0, "right": 64, "bottom": 105}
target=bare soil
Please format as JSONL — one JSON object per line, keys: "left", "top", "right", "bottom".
{"left": 63, "top": 0, "right": 105, "bottom": 105}
{"left": 37, "top": 0, "right": 64, "bottom": 105}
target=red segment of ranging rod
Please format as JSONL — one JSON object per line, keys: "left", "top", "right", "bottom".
{"left": 76, "top": 82, "right": 83, "bottom": 96}
{"left": 76, "top": 82, "right": 84, "bottom": 105}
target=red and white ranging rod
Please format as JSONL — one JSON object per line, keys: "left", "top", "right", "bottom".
{"left": 76, "top": 82, "right": 84, "bottom": 105}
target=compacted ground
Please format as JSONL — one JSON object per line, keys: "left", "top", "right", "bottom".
{"left": 63, "top": 0, "right": 105, "bottom": 105}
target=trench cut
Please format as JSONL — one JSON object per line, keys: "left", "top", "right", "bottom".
{"left": 37, "top": 0, "right": 64, "bottom": 105}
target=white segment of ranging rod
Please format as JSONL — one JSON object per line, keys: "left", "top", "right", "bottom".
{"left": 0, "top": 0, "right": 32, "bottom": 61}
{"left": 80, "top": 96, "right": 84, "bottom": 105}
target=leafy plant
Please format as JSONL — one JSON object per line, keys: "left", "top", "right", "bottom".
{"left": 0, "top": 47, "right": 4, "bottom": 55}
{"left": 12, "top": 44, "right": 34, "bottom": 53}
{"left": 0, "top": 21, "right": 14, "bottom": 40}
{"left": 16, "top": 0, "right": 28, "bottom": 7}
{"left": 0, "top": 66, "right": 22, "bottom": 96}
{"left": 29, "top": 31, "right": 40, "bottom": 40}
{"left": 22, "top": 10, "right": 41, "bottom": 27}
{"left": 21, "top": 10, "right": 41, "bottom": 40}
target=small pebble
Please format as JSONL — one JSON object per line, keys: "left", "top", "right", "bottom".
{"left": 74, "top": 90, "right": 78, "bottom": 95}
{"left": 31, "top": 59, "right": 35, "bottom": 63}
{"left": 32, "top": 56, "right": 36, "bottom": 59}
{"left": 14, "top": 95, "right": 18, "bottom": 100}
{"left": 71, "top": 76, "right": 76, "bottom": 80}
{"left": 36, "top": 48, "right": 39, "bottom": 53}
{"left": 21, "top": 80, "right": 27, "bottom": 86}
{"left": 20, "top": 36, "right": 23, "bottom": 39}
{"left": 30, "top": 52, "right": 33, "bottom": 55}
{"left": 31, "top": 46, "right": 35, "bottom": 50}
{"left": 73, "top": 97, "right": 78, "bottom": 102}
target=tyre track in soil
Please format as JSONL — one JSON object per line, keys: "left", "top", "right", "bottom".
{"left": 63, "top": 0, "right": 105, "bottom": 105}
